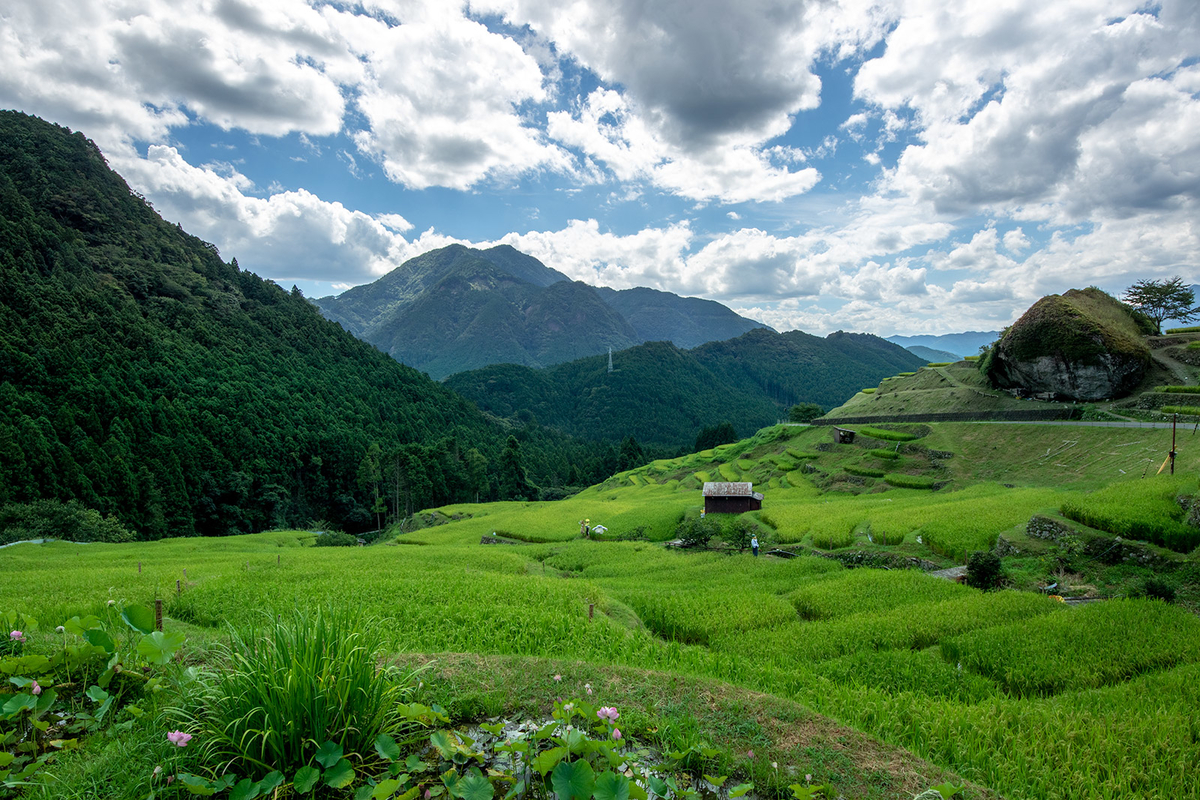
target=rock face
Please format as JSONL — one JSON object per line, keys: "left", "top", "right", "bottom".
{"left": 987, "top": 288, "right": 1151, "bottom": 401}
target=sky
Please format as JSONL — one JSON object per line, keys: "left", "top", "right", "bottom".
{"left": 1, "top": 0, "right": 1197, "bottom": 336}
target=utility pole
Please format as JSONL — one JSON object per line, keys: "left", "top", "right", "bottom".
{"left": 1170, "top": 413, "right": 1177, "bottom": 475}
{"left": 608, "top": 347, "right": 613, "bottom": 373}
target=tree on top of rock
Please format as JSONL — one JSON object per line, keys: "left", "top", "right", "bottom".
{"left": 1123, "top": 277, "right": 1199, "bottom": 334}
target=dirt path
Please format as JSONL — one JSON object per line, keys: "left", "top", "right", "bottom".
{"left": 1150, "top": 348, "right": 1194, "bottom": 385}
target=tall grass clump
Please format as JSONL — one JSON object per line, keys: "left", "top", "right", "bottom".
{"left": 182, "top": 608, "right": 419, "bottom": 774}
{"left": 1060, "top": 475, "right": 1200, "bottom": 552}
{"left": 1162, "top": 405, "right": 1200, "bottom": 416}
{"left": 858, "top": 427, "right": 918, "bottom": 442}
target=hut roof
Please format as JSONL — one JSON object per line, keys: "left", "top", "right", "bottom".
{"left": 703, "top": 482, "right": 763, "bottom": 500}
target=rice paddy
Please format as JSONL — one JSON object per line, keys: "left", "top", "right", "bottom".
{"left": 4, "top": 422, "right": 1200, "bottom": 799}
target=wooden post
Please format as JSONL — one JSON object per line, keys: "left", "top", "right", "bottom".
{"left": 589, "top": 603, "right": 594, "bottom": 619}
{"left": 176, "top": 579, "right": 181, "bottom": 597}
{"left": 277, "top": 554, "right": 281, "bottom": 567}
{"left": 137, "top": 561, "right": 142, "bottom": 574}
{"left": 155, "top": 599, "right": 162, "bottom": 632}
{"left": 183, "top": 568, "right": 187, "bottom": 581}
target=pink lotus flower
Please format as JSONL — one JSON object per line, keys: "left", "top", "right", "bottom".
{"left": 612, "top": 728, "right": 622, "bottom": 741}
{"left": 584, "top": 683, "right": 592, "bottom": 695}
{"left": 31, "top": 681, "right": 41, "bottom": 696}
{"left": 597, "top": 707, "right": 619, "bottom": 721}
{"left": 167, "top": 731, "right": 192, "bottom": 747}
{"left": 9, "top": 630, "right": 25, "bottom": 643}
{"left": 553, "top": 674, "right": 562, "bottom": 682}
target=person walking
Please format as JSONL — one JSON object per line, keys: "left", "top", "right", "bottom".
{"left": 751, "top": 534, "right": 759, "bottom": 557}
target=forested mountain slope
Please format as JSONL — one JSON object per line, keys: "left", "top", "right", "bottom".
{"left": 445, "top": 329, "right": 925, "bottom": 447}
{"left": 315, "top": 246, "right": 766, "bottom": 378}
{"left": 0, "top": 112, "right": 605, "bottom": 539}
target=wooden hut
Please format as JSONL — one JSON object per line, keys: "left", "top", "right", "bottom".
{"left": 703, "top": 482, "right": 763, "bottom": 514}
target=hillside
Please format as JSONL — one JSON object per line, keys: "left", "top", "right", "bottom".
{"left": 985, "top": 287, "right": 1152, "bottom": 400}
{"left": 0, "top": 112, "right": 606, "bottom": 539}
{"left": 445, "top": 329, "right": 925, "bottom": 448}
{"left": 315, "top": 246, "right": 766, "bottom": 378}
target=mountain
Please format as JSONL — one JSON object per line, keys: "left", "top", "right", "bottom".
{"left": 315, "top": 246, "right": 766, "bottom": 379}
{"left": 0, "top": 112, "right": 607, "bottom": 539}
{"left": 593, "top": 286, "right": 770, "bottom": 349}
{"left": 445, "top": 328, "right": 926, "bottom": 448}
{"left": 904, "top": 345, "right": 962, "bottom": 363}
{"left": 886, "top": 331, "right": 1000, "bottom": 358}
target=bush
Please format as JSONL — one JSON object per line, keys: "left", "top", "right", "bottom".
{"left": 183, "top": 609, "right": 419, "bottom": 776}
{"left": 788, "top": 403, "right": 824, "bottom": 422}
{"left": 0, "top": 500, "right": 135, "bottom": 545}
{"left": 675, "top": 516, "right": 720, "bottom": 548}
{"left": 965, "top": 550, "right": 1004, "bottom": 591}
{"left": 724, "top": 518, "right": 756, "bottom": 551}
{"left": 313, "top": 531, "right": 358, "bottom": 547}
{"left": 1128, "top": 576, "right": 1177, "bottom": 603}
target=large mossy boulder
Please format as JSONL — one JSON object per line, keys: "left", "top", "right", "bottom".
{"left": 987, "top": 288, "right": 1151, "bottom": 400}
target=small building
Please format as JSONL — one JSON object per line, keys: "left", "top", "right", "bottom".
{"left": 833, "top": 427, "right": 856, "bottom": 444}
{"left": 703, "top": 482, "right": 764, "bottom": 515}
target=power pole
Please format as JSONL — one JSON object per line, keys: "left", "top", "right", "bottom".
{"left": 608, "top": 347, "right": 613, "bottom": 373}
{"left": 1170, "top": 413, "right": 1177, "bottom": 475}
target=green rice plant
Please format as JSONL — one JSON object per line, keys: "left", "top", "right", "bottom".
{"left": 925, "top": 362, "right": 954, "bottom": 367}
{"left": 860, "top": 388, "right": 877, "bottom": 394}
{"left": 182, "top": 608, "right": 420, "bottom": 774}
{"left": 786, "top": 449, "right": 819, "bottom": 460}
{"left": 812, "top": 648, "right": 998, "bottom": 703}
{"left": 787, "top": 569, "right": 971, "bottom": 620}
{"left": 1165, "top": 325, "right": 1200, "bottom": 334}
{"left": 715, "top": 591, "right": 1060, "bottom": 667}
{"left": 1161, "top": 405, "right": 1200, "bottom": 416}
{"left": 1060, "top": 474, "right": 1199, "bottom": 551}
{"left": 897, "top": 372, "right": 917, "bottom": 377}
{"left": 844, "top": 465, "right": 885, "bottom": 478}
{"left": 736, "top": 459, "right": 757, "bottom": 470}
{"left": 1189, "top": 340, "right": 1200, "bottom": 349}
{"left": 857, "top": 427, "right": 919, "bottom": 442}
{"left": 883, "top": 474, "right": 938, "bottom": 489}
{"left": 963, "top": 355, "right": 980, "bottom": 362}
{"left": 693, "top": 471, "right": 711, "bottom": 483}
{"left": 718, "top": 463, "right": 740, "bottom": 482}
{"left": 1155, "top": 385, "right": 1200, "bottom": 393}
{"left": 867, "top": 449, "right": 900, "bottom": 460}
{"left": 942, "top": 599, "right": 1200, "bottom": 697}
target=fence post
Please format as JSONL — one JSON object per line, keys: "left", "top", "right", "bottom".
{"left": 138, "top": 561, "right": 142, "bottom": 574}
{"left": 176, "top": 579, "right": 181, "bottom": 597}
{"left": 155, "top": 599, "right": 162, "bottom": 632}
{"left": 589, "top": 603, "right": 594, "bottom": 619}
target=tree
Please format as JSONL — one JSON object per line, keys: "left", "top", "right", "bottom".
{"left": 788, "top": 403, "right": 824, "bottom": 423}
{"left": 498, "top": 436, "right": 535, "bottom": 501}
{"left": 616, "top": 435, "right": 645, "bottom": 472}
{"left": 695, "top": 422, "right": 738, "bottom": 452}
{"left": 1123, "top": 277, "right": 1198, "bottom": 334}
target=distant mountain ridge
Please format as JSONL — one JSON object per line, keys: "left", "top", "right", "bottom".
{"left": 315, "top": 245, "right": 768, "bottom": 378}
{"left": 445, "top": 328, "right": 926, "bottom": 447}
{"left": 886, "top": 331, "right": 1000, "bottom": 358}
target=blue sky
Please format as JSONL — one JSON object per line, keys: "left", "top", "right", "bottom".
{"left": 2, "top": 0, "right": 1197, "bottom": 335}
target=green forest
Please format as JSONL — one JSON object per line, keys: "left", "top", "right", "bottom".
{"left": 0, "top": 112, "right": 621, "bottom": 542}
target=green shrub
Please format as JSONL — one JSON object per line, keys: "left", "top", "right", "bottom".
{"left": 313, "top": 531, "right": 358, "bottom": 547}
{"left": 1128, "top": 576, "right": 1177, "bottom": 603}
{"left": 675, "top": 516, "right": 720, "bottom": 548}
{"left": 0, "top": 500, "right": 136, "bottom": 545}
{"left": 723, "top": 518, "right": 756, "bottom": 551}
{"left": 788, "top": 402, "right": 824, "bottom": 422}
{"left": 858, "top": 427, "right": 919, "bottom": 442}
{"left": 965, "top": 551, "right": 1004, "bottom": 591}
{"left": 884, "top": 474, "right": 938, "bottom": 489}
{"left": 183, "top": 609, "right": 419, "bottom": 775}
